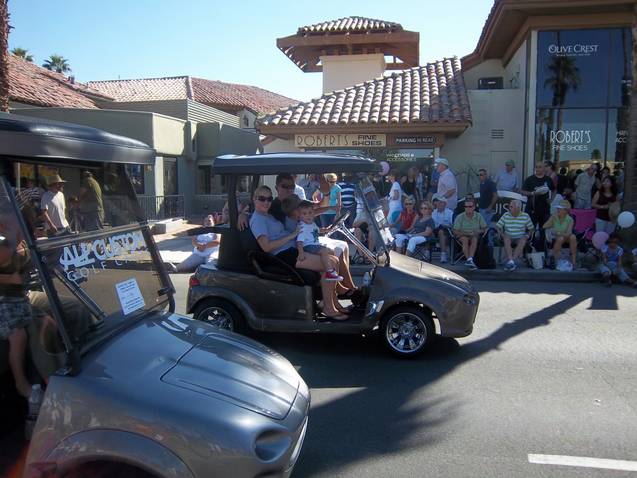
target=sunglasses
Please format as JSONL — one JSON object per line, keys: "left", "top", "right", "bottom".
{"left": 421, "top": 206, "right": 431, "bottom": 210}
{"left": 465, "top": 204, "right": 475, "bottom": 208}
{"left": 279, "top": 184, "right": 295, "bottom": 190}
{"left": 256, "top": 195, "right": 273, "bottom": 203}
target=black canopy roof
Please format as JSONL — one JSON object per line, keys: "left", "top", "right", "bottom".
{"left": 0, "top": 112, "right": 155, "bottom": 165}
{"left": 213, "top": 152, "right": 380, "bottom": 175}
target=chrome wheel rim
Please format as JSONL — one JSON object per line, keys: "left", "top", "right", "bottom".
{"left": 385, "top": 312, "right": 427, "bottom": 353}
{"left": 199, "top": 306, "right": 234, "bottom": 331}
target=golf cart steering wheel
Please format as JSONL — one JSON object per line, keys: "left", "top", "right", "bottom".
{"left": 323, "top": 210, "right": 351, "bottom": 235}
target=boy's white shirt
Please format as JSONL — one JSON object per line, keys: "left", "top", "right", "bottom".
{"left": 297, "top": 222, "right": 321, "bottom": 247}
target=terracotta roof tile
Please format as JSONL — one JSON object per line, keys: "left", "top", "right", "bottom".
{"left": 8, "top": 55, "right": 103, "bottom": 108}
{"left": 298, "top": 16, "right": 402, "bottom": 35}
{"left": 88, "top": 76, "right": 297, "bottom": 115}
{"left": 257, "top": 57, "right": 471, "bottom": 129}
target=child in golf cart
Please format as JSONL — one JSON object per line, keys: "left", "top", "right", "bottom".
{"left": 282, "top": 197, "right": 343, "bottom": 282}
{"left": 0, "top": 232, "right": 34, "bottom": 398}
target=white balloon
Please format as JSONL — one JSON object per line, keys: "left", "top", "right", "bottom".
{"left": 617, "top": 211, "right": 635, "bottom": 229}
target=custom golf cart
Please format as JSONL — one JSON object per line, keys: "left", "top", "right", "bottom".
{"left": 0, "top": 114, "right": 309, "bottom": 478}
{"left": 187, "top": 153, "right": 479, "bottom": 357}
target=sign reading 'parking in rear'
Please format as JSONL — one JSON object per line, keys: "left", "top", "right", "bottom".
{"left": 115, "top": 278, "right": 145, "bottom": 315}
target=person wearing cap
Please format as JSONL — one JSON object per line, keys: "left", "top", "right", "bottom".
{"left": 543, "top": 199, "right": 578, "bottom": 268}
{"left": 496, "top": 199, "right": 534, "bottom": 271}
{"left": 41, "top": 173, "right": 70, "bottom": 235}
{"left": 432, "top": 194, "right": 453, "bottom": 263}
{"left": 495, "top": 160, "right": 520, "bottom": 192}
{"left": 434, "top": 157, "right": 458, "bottom": 211}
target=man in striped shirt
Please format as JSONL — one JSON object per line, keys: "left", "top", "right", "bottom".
{"left": 338, "top": 176, "right": 357, "bottom": 228}
{"left": 496, "top": 199, "right": 534, "bottom": 271}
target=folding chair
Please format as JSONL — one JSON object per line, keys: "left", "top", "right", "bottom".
{"left": 411, "top": 236, "right": 438, "bottom": 262}
{"left": 570, "top": 208, "right": 596, "bottom": 252}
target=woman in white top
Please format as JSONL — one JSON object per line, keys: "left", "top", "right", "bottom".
{"left": 387, "top": 170, "right": 403, "bottom": 224}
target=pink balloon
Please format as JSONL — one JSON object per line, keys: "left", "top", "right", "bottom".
{"left": 380, "top": 161, "right": 390, "bottom": 176}
{"left": 592, "top": 231, "right": 609, "bottom": 250}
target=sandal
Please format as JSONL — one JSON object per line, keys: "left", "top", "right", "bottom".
{"left": 338, "top": 288, "right": 358, "bottom": 300}
{"left": 323, "top": 312, "right": 349, "bottom": 321}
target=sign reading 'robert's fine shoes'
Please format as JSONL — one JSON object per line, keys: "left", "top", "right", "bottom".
{"left": 295, "top": 134, "right": 386, "bottom": 148}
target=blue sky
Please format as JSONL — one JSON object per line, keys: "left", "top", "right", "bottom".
{"left": 8, "top": 0, "right": 493, "bottom": 102}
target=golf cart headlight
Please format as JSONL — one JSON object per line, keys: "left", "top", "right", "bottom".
{"left": 254, "top": 429, "right": 292, "bottom": 463}
{"left": 463, "top": 294, "right": 477, "bottom": 305}
{"left": 365, "top": 300, "right": 384, "bottom": 317}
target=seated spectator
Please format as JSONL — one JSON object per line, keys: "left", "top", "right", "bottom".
{"left": 389, "top": 197, "right": 417, "bottom": 235}
{"left": 395, "top": 202, "right": 435, "bottom": 258}
{"left": 543, "top": 200, "right": 577, "bottom": 269}
{"left": 432, "top": 194, "right": 453, "bottom": 263}
{"left": 453, "top": 198, "right": 486, "bottom": 270}
{"left": 497, "top": 199, "right": 534, "bottom": 271}
{"left": 168, "top": 218, "right": 220, "bottom": 272}
{"left": 599, "top": 233, "right": 636, "bottom": 287}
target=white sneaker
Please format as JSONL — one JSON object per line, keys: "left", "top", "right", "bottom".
{"left": 465, "top": 258, "right": 477, "bottom": 270}
{"left": 440, "top": 252, "right": 448, "bottom": 263}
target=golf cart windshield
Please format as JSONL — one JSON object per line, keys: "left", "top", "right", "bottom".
{"left": 357, "top": 176, "right": 392, "bottom": 256}
{"left": 0, "top": 164, "right": 172, "bottom": 357}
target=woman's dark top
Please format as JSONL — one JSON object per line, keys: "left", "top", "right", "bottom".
{"left": 402, "top": 178, "right": 417, "bottom": 197}
{"left": 596, "top": 192, "right": 616, "bottom": 221}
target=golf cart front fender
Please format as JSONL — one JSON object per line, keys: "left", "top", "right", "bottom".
{"left": 374, "top": 288, "right": 444, "bottom": 328}
{"left": 187, "top": 285, "right": 260, "bottom": 329}
{"left": 27, "top": 429, "right": 194, "bottom": 478}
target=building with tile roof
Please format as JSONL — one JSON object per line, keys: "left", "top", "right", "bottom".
{"left": 8, "top": 54, "right": 111, "bottom": 109}
{"left": 88, "top": 76, "right": 297, "bottom": 116}
{"left": 260, "top": 4, "right": 634, "bottom": 203}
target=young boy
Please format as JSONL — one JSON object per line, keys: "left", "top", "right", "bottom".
{"left": 0, "top": 234, "right": 34, "bottom": 397}
{"left": 282, "top": 198, "right": 342, "bottom": 282}
{"left": 599, "top": 233, "right": 636, "bottom": 287}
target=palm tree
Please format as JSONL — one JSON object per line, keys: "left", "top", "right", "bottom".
{"left": 0, "top": 0, "right": 9, "bottom": 112}
{"left": 11, "top": 46, "right": 33, "bottom": 62}
{"left": 42, "top": 54, "right": 71, "bottom": 74}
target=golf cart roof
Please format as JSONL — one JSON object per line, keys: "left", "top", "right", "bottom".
{"left": 213, "top": 152, "right": 380, "bottom": 175}
{"left": 0, "top": 112, "right": 155, "bottom": 165}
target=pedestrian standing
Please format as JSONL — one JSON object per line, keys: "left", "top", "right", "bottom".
{"left": 477, "top": 168, "right": 498, "bottom": 225}
{"left": 495, "top": 160, "right": 520, "bottom": 192}
{"left": 434, "top": 158, "right": 457, "bottom": 211}
{"left": 41, "top": 174, "right": 70, "bottom": 236}
{"left": 387, "top": 170, "right": 403, "bottom": 224}
{"left": 337, "top": 175, "right": 357, "bottom": 228}
{"left": 79, "top": 171, "right": 104, "bottom": 231}
{"left": 573, "top": 165, "right": 596, "bottom": 209}
{"left": 521, "top": 163, "right": 554, "bottom": 246}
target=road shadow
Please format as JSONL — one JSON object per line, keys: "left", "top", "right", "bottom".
{"left": 258, "top": 292, "right": 587, "bottom": 477}
{"left": 473, "top": 280, "right": 636, "bottom": 311}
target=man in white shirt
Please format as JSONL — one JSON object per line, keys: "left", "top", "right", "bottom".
{"left": 495, "top": 160, "right": 520, "bottom": 192}
{"left": 41, "top": 174, "right": 70, "bottom": 235}
{"left": 573, "top": 165, "right": 596, "bottom": 209}
{"left": 435, "top": 157, "right": 458, "bottom": 211}
{"left": 432, "top": 194, "right": 454, "bottom": 263}
{"left": 293, "top": 175, "right": 307, "bottom": 200}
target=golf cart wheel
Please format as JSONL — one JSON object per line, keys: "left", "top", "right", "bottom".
{"left": 193, "top": 298, "right": 245, "bottom": 333}
{"left": 381, "top": 306, "right": 434, "bottom": 358}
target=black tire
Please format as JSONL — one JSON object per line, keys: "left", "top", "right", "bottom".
{"left": 193, "top": 298, "right": 246, "bottom": 333}
{"left": 380, "top": 306, "right": 434, "bottom": 358}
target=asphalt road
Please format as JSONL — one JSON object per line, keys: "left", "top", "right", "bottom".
{"left": 173, "top": 276, "right": 637, "bottom": 478}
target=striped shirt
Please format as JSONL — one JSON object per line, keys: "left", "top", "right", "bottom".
{"left": 338, "top": 181, "right": 356, "bottom": 208}
{"left": 497, "top": 212, "right": 534, "bottom": 239}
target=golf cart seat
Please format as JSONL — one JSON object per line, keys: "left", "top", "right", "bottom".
{"left": 217, "top": 226, "right": 320, "bottom": 287}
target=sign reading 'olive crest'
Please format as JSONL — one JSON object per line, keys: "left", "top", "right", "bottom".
{"left": 295, "top": 134, "right": 386, "bottom": 148}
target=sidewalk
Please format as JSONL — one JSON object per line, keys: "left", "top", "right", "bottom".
{"left": 153, "top": 223, "right": 202, "bottom": 265}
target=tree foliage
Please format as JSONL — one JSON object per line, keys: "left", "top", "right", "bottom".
{"left": 42, "top": 54, "right": 71, "bottom": 74}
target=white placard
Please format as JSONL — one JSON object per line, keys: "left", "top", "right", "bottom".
{"left": 115, "top": 278, "right": 146, "bottom": 315}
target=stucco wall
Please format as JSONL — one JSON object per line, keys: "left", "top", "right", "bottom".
{"left": 462, "top": 60, "right": 505, "bottom": 90}
{"left": 443, "top": 88, "right": 525, "bottom": 196}
{"left": 321, "top": 54, "right": 386, "bottom": 93}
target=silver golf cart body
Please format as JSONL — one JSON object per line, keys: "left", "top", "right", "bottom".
{"left": 186, "top": 153, "right": 479, "bottom": 357}
{"left": 0, "top": 113, "right": 309, "bottom": 478}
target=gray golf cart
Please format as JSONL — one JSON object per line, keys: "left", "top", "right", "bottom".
{"left": 0, "top": 113, "right": 309, "bottom": 478}
{"left": 186, "top": 153, "right": 479, "bottom": 357}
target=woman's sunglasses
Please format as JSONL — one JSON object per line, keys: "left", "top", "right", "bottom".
{"left": 256, "top": 195, "right": 273, "bottom": 203}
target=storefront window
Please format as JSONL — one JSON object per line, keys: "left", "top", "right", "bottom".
{"left": 535, "top": 28, "right": 631, "bottom": 188}
{"left": 197, "top": 165, "right": 212, "bottom": 194}
{"left": 125, "top": 164, "right": 145, "bottom": 195}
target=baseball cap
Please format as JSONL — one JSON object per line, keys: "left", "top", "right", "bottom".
{"left": 556, "top": 199, "right": 571, "bottom": 209}
{"left": 434, "top": 157, "right": 449, "bottom": 167}
{"left": 505, "top": 159, "right": 515, "bottom": 167}
{"left": 432, "top": 193, "right": 447, "bottom": 203}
